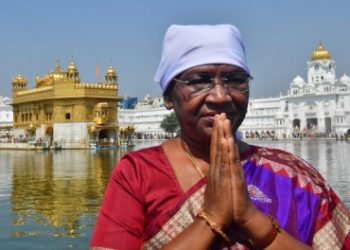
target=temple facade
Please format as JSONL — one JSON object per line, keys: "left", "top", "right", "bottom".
{"left": 11, "top": 61, "right": 122, "bottom": 148}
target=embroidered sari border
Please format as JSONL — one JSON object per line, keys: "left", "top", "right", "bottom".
{"left": 143, "top": 185, "right": 206, "bottom": 249}
{"left": 312, "top": 203, "right": 350, "bottom": 249}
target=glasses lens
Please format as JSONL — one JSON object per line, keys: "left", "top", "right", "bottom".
{"left": 186, "top": 74, "right": 212, "bottom": 85}
{"left": 182, "top": 74, "right": 212, "bottom": 94}
{"left": 224, "top": 73, "right": 250, "bottom": 93}
{"left": 224, "top": 73, "right": 250, "bottom": 85}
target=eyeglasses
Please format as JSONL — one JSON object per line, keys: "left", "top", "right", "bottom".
{"left": 173, "top": 73, "right": 252, "bottom": 96}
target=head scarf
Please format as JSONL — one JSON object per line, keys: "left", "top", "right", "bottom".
{"left": 154, "top": 24, "right": 250, "bottom": 93}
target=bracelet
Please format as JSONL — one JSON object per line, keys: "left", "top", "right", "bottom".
{"left": 248, "top": 215, "right": 281, "bottom": 249}
{"left": 196, "top": 211, "right": 230, "bottom": 243}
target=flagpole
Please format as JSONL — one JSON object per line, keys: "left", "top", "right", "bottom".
{"left": 96, "top": 62, "right": 101, "bottom": 83}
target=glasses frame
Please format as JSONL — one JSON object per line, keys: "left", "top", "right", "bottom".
{"left": 173, "top": 73, "right": 253, "bottom": 96}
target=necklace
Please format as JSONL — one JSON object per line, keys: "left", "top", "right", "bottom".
{"left": 180, "top": 139, "right": 206, "bottom": 178}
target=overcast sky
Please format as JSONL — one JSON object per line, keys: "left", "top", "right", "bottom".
{"left": 1, "top": 0, "right": 349, "bottom": 99}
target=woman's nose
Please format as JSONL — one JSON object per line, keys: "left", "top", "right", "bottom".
{"left": 206, "top": 82, "right": 231, "bottom": 103}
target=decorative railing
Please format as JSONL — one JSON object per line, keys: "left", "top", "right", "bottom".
{"left": 74, "top": 83, "right": 117, "bottom": 89}
{"left": 16, "top": 86, "right": 53, "bottom": 96}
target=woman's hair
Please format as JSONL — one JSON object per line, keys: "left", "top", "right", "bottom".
{"left": 163, "top": 80, "right": 175, "bottom": 100}
{"left": 163, "top": 70, "right": 183, "bottom": 101}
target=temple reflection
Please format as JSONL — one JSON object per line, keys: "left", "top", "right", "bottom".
{"left": 11, "top": 150, "right": 123, "bottom": 238}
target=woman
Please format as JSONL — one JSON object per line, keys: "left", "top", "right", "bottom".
{"left": 91, "top": 24, "right": 349, "bottom": 250}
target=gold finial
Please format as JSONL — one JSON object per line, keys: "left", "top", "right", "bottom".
{"left": 54, "top": 59, "right": 62, "bottom": 72}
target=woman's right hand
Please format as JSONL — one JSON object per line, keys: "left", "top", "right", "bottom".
{"left": 203, "top": 113, "right": 233, "bottom": 229}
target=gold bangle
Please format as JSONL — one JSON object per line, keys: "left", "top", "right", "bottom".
{"left": 196, "top": 211, "right": 230, "bottom": 243}
{"left": 248, "top": 215, "right": 281, "bottom": 249}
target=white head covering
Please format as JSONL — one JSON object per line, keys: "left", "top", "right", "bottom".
{"left": 154, "top": 24, "right": 250, "bottom": 93}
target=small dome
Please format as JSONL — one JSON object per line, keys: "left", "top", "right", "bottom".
{"left": 67, "top": 62, "right": 78, "bottom": 73}
{"left": 106, "top": 66, "right": 117, "bottom": 76}
{"left": 12, "top": 73, "right": 27, "bottom": 83}
{"left": 311, "top": 43, "right": 331, "bottom": 61}
{"left": 340, "top": 74, "right": 350, "bottom": 85}
{"left": 15, "top": 73, "right": 25, "bottom": 80}
{"left": 291, "top": 75, "right": 305, "bottom": 86}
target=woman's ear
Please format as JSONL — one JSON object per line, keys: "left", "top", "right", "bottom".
{"left": 164, "top": 98, "right": 174, "bottom": 110}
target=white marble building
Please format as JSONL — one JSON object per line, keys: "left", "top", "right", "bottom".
{"left": 240, "top": 43, "right": 350, "bottom": 139}
{"left": 118, "top": 95, "right": 173, "bottom": 139}
{"left": 0, "top": 96, "right": 13, "bottom": 139}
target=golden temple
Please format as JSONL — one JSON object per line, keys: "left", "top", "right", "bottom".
{"left": 11, "top": 60, "right": 122, "bottom": 148}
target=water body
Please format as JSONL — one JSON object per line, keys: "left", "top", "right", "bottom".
{"left": 0, "top": 140, "right": 349, "bottom": 249}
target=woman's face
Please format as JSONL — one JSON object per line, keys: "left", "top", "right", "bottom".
{"left": 167, "top": 64, "right": 250, "bottom": 144}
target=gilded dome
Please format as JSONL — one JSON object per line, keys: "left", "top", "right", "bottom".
{"left": 67, "top": 62, "right": 78, "bottom": 73}
{"left": 311, "top": 43, "right": 331, "bottom": 61}
{"left": 106, "top": 66, "right": 117, "bottom": 76}
{"left": 12, "top": 73, "right": 27, "bottom": 83}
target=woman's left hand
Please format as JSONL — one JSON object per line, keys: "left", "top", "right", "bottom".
{"left": 222, "top": 117, "right": 258, "bottom": 225}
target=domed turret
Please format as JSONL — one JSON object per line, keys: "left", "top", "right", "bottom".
{"left": 67, "top": 62, "right": 78, "bottom": 73}
{"left": 106, "top": 66, "right": 117, "bottom": 76}
{"left": 12, "top": 73, "right": 28, "bottom": 93}
{"left": 291, "top": 75, "right": 305, "bottom": 87}
{"left": 105, "top": 66, "right": 117, "bottom": 83}
{"left": 94, "top": 102, "right": 110, "bottom": 125}
{"left": 311, "top": 43, "right": 331, "bottom": 61}
{"left": 340, "top": 74, "right": 350, "bottom": 85}
{"left": 66, "top": 61, "right": 80, "bottom": 81}
{"left": 12, "top": 73, "right": 27, "bottom": 84}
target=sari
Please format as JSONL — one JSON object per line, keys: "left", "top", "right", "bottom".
{"left": 90, "top": 145, "right": 350, "bottom": 250}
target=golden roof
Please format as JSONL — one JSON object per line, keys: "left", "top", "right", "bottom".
{"left": 311, "top": 43, "right": 331, "bottom": 61}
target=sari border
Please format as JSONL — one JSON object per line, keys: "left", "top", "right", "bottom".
{"left": 143, "top": 185, "right": 206, "bottom": 249}
{"left": 312, "top": 203, "right": 350, "bottom": 250}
